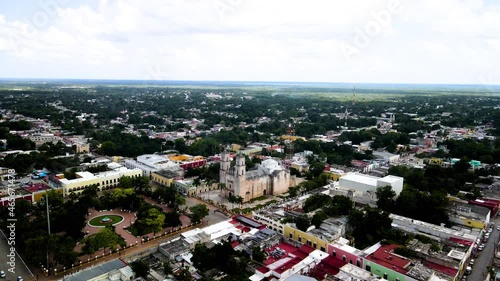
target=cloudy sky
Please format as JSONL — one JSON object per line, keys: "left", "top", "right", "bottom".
{"left": 0, "top": 0, "right": 499, "bottom": 84}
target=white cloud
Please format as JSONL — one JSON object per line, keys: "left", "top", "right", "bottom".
{"left": 0, "top": 0, "right": 499, "bottom": 83}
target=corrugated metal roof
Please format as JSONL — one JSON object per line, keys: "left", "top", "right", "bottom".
{"left": 64, "top": 259, "right": 126, "bottom": 281}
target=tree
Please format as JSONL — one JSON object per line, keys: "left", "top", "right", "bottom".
{"left": 376, "top": 185, "right": 396, "bottom": 212}
{"left": 156, "top": 185, "right": 185, "bottom": 211}
{"left": 82, "top": 227, "right": 125, "bottom": 255}
{"left": 454, "top": 159, "right": 471, "bottom": 173}
{"left": 176, "top": 267, "right": 192, "bottom": 281}
{"left": 288, "top": 186, "right": 299, "bottom": 197}
{"left": 348, "top": 207, "right": 393, "bottom": 249}
{"left": 99, "top": 141, "right": 116, "bottom": 155}
{"left": 312, "top": 210, "right": 328, "bottom": 228}
{"left": 163, "top": 260, "right": 173, "bottom": 276}
{"left": 174, "top": 138, "right": 187, "bottom": 153}
{"left": 143, "top": 208, "right": 166, "bottom": 235}
{"left": 189, "top": 204, "right": 209, "bottom": 224}
{"left": 192, "top": 177, "right": 202, "bottom": 190}
{"left": 295, "top": 216, "right": 311, "bottom": 232}
{"left": 252, "top": 246, "right": 266, "bottom": 263}
{"left": 132, "top": 176, "right": 152, "bottom": 194}
{"left": 131, "top": 260, "right": 150, "bottom": 278}
{"left": 235, "top": 195, "right": 243, "bottom": 209}
{"left": 119, "top": 176, "right": 133, "bottom": 189}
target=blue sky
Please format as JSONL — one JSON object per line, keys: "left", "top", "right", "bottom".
{"left": 0, "top": 0, "right": 499, "bottom": 84}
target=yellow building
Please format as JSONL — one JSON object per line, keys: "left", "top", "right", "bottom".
{"left": 75, "top": 143, "right": 90, "bottom": 154}
{"left": 57, "top": 168, "right": 142, "bottom": 197}
{"left": 280, "top": 135, "right": 306, "bottom": 141}
{"left": 448, "top": 197, "right": 490, "bottom": 229}
{"left": 284, "top": 225, "right": 328, "bottom": 252}
{"left": 33, "top": 188, "right": 63, "bottom": 202}
{"left": 169, "top": 154, "right": 190, "bottom": 162}
{"left": 151, "top": 170, "right": 177, "bottom": 187}
{"left": 232, "top": 144, "right": 242, "bottom": 152}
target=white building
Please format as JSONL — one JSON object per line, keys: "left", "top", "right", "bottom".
{"left": 28, "top": 133, "right": 62, "bottom": 146}
{"left": 338, "top": 172, "right": 404, "bottom": 196}
{"left": 372, "top": 151, "right": 400, "bottom": 163}
{"left": 125, "top": 154, "right": 181, "bottom": 177}
{"left": 56, "top": 167, "right": 142, "bottom": 196}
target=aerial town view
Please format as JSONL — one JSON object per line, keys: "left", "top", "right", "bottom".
{"left": 0, "top": 1, "right": 499, "bottom": 281}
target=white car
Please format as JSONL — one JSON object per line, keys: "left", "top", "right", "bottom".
{"left": 470, "top": 259, "right": 475, "bottom": 265}
{"left": 496, "top": 226, "right": 500, "bottom": 231}
{"left": 0, "top": 271, "right": 5, "bottom": 278}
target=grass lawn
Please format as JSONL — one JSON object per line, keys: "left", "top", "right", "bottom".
{"left": 88, "top": 215, "right": 124, "bottom": 227}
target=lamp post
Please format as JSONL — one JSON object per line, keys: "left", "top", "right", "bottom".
{"left": 46, "top": 192, "right": 51, "bottom": 275}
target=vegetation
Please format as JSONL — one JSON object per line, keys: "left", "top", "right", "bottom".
{"left": 88, "top": 215, "right": 123, "bottom": 227}
{"left": 189, "top": 204, "right": 209, "bottom": 224}
{"left": 191, "top": 242, "right": 252, "bottom": 280}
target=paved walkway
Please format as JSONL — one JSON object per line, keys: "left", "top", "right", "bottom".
{"left": 36, "top": 224, "right": 199, "bottom": 281}
{"left": 32, "top": 197, "right": 222, "bottom": 281}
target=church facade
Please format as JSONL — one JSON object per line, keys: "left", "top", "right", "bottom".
{"left": 220, "top": 151, "right": 290, "bottom": 202}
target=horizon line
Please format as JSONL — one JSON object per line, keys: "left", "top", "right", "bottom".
{"left": 0, "top": 77, "right": 499, "bottom": 87}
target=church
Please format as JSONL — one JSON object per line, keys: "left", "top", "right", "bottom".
{"left": 220, "top": 151, "right": 291, "bottom": 202}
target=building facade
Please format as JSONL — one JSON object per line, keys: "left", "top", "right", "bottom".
{"left": 220, "top": 151, "right": 290, "bottom": 202}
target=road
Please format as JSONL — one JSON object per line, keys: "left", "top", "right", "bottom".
{"left": 31, "top": 196, "right": 229, "bottom": 281}
{"left": 468, "top": 216, "right": 500, "bottom": 281}
{"left": 0, "top": 229, "right": 34, "bottom": 281}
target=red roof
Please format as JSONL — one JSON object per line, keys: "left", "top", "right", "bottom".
{"left": 23, "top": 183, "right": 50, "bottom": 193}
{"left": 365, "top": 244, "right": 411, "bottom": 274}
{"left": 423, "top": 260, "right": 458, "bottom": 277}
{"left": 449, "top": 237, "right": 473, "bottom": 246}
{"left": 260, "top": 243, "right": 316, "bottom": 274}
{"left": 310, "top": 256, "right": 345, "bottom": 279}
{"left": 275, "top": 257, "right": 301, "bottom": 274}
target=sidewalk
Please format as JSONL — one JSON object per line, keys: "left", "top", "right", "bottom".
{"left": 36, "top": 223, "right": 201, "bottom": 281}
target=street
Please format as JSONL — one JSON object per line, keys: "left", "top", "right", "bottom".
{"left": 0, "top": 229, "right": 34, "bottom": 281}
{"left": 468, "top": 216, "right": 500, "bottom": 280}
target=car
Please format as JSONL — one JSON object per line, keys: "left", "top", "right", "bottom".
{"left": 488, "top": 228, "right": 493, "bottom": 233}
{"left": 0, "top": 271, "right": 5, "bottom": 278}
{"left": 466, "top": 266, "right": 472, "bottom": 274}
{"left": 17, "top": 276, "right": 23, "bottom": 281}
{"left": 470, "top": 259, "right": 475, "bottom": 265}
{"left": 497, "top": 226, "right": 500, "bottom": 231}
{"left": 479, "top": 244, "right": 485, "bottom": 251}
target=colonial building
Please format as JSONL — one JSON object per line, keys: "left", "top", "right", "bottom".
{"left": 220, "top": 151, "right": 290, "bottom": 202}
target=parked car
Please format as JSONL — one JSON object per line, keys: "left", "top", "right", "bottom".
{"left": 17, "top": 277, "right": 23, "bottom": 281}
{"left": 470, "top": 259, "right": 475, "bottom": 265}
{"left": 496, "top": 226, "right": 500, "bottom": 231}
{"left": 479, "top": 244, "right": 485, "bottom": 251}
{"left": 466, "top": 266, "right": 472, "bottom": 274}
{"left": 0, "top": 271, "right": 5, "bottom": 278}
